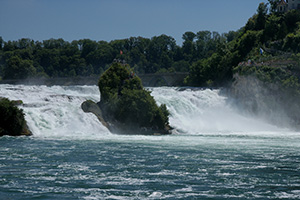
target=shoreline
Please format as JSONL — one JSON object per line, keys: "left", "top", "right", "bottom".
{"left": 0, "top": 76, "right": 99, "bottom": 86}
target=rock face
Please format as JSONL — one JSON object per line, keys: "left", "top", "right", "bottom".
{"left": 0, "top": 98, "right": 32, "bottom": 137}
{"left": 231, "top": 74, "right": 279, "bottom": 114}
{"left": 82, "top": 63, "right": 172, "bottom": 135}
{"left": 81, "top": 100, "right": 109, "bottom": 129}
{"left": 230, "top": 73, "right": 300, "bottom": 129}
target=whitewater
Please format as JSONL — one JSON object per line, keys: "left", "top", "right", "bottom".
{"left": 1, "top": 84, "right": 300, "bottom": 199}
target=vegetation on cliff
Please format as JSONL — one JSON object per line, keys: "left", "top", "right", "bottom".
{"left": 231, "top": 64, "right": 300, "bottom": 129}
{"left": 0, "top": 32, "right": 231, "bottom": 82}
{"left": 1, "top": 2, "right": 300, "bottom": 89}
{"left": 0, "top": 98, "right": 31, "bottom": 136}
{"left": 229, "top": 2, "right": 300, "bottom": 102}
{"left": 234, "top": 64, "right": 300, "bottom": 94}
{"left": 98, "top": 62, "right": 170, "bottom": 131}
{"left": 185, "top": 2, "right": 300, "bottom": 87}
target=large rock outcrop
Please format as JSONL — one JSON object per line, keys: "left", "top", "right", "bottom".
{"left": 82, "top": 62, "right": 172, "bottom": 135}
{"left": 0, "top": 97, "right": 32, "bottom": 137}
{"left": 230, "top": 66, "right": 300, "bottom": 129}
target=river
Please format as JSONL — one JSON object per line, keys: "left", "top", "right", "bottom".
{"left": 0, "top": 85, "right": 300, "bottom": 199}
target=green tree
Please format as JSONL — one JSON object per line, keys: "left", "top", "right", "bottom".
{"left": 86, "top": 41, "right": 114, "bottom": 72}
{"left": 285, "top": 9, "right": 300, "bottom": 32}
{"left": 256, "top": 3, "right": 268, "bottom": 30}
{"left": 17, "top": 38, "right": 34, "bottom": 49}
{"left": 79, "top": 39, "right": 98, "bottom": 58}
{"left": 172, "top": 60, "right": 189, "bottom": 72}
{"left": 195, "top": 31, "right": 211, "bottom": 59}
{"left": 238, "top": 30, "right": 262, "bottom": 57}
{"left": 4, "top": 55, "right": 36, "bottom": 79}
{"left": 182, "top": 31, "right": 196, "bottom": 61}
{"left": 3, "top": 41, "right": 17, "bottom": 51}
{"left": 0, "top": 98, "right": 26, "bottom": 136}
{"left": 185, "top": 60, "right": 211, "bottom": 86}
{"left": 283, "top": 32, "right": 300, "bottom": 52}
{"left": 278, "top": 21, "right": 288, "bottom": 39}
{"left": 43, "top": 38, "right": 68, "bottom": 49}
{"left": 224, "top": 30, "right": 239, "bottom": 42}
{"left": 245, "top": 15, "right": 257, "bottom": 31}
{"left": 98, "top": 63, "right": 169, "bottom": 129}
{"left": 0, "top": 37, "right": 3, "bottom": 50}
{"left": 264, "top": 14, "right": 281, "bottom": 40}
{"left": 35, "top": 48, "right": 59, "bottom": 77}
{"left": 268, "top": 0, "right": 280, "bottom": 13}
{"left": 146, "top": 34, "right": 176, "bottom": 72}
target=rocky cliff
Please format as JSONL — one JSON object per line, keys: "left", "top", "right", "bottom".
{"left": 230, "top": 72, "right": 300, "bottom": 129}
{"left": 82, "top": 62, "right": 172, "bottom": 135}
{"left": 0, "top": 98, "right": 32, "bottom": 137}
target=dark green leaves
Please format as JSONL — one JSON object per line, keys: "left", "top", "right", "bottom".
{"left": 98, "top": 63, "right": 169, "bottom": 129}
{"left": 0, "top": 98, "right": 25, "bottom": 136}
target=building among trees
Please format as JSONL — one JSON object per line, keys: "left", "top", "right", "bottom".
{"left": 277, "top": 0, "right": 300, "bottom": 12}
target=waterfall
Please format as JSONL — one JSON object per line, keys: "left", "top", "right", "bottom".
{"left": 0, "top": 85, "right": 287, "bottom": 139}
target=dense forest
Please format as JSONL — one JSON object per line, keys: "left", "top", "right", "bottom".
{"left": 1, "top": 1, "right": 300, "bottom": 87}
{"left": 0, "top": 30, "right": 232, "bottom": 81}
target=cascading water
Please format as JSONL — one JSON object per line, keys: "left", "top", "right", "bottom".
{"left": 1, "top": 84, "right": 300, "bottom": 199}
{"left": 150, "top": 87, "right": 285, "bottom": 134}
{"left": 0, "top": 84, "right": 110, "bottom": 139}
{"left": 0, "top": 84, "right": 287, "bottom": 138}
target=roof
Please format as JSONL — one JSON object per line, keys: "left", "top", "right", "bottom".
{"left": 278, "top": 0, "right": 287, "bottom": 5}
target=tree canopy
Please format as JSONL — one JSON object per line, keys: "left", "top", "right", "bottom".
{"left": 1, "top": 3, "right": 300, "bottom": 87}
{"left": 0, "top": 31, "right": 236, "bottom": 83}
{"left": 98, "top": 62, "right": 169, "bottom": 129}
{"left": 0, "top": 98, "right": 31, "bottom": 136}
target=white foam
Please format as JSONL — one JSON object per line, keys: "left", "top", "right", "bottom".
{"left": 0, "top": 85, "right": 296, "bottom": 140}
{"left": 150, "top": 87, "right": 290, "bottom": 134}
{"left": 0, "top": 84, "right": 110, "bottom": 139}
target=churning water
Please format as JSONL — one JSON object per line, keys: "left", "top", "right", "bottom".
{"left": 1, "top": 85, "right": 300, "bottom": 199}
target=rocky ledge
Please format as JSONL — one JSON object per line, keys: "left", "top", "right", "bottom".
{"left": 230, "top": 70, "right": 300, "bottom": 129}
{"left": 0, "top": 97, "right": 32, "bottom": 137}
{"left": 81, "top": 100, "right": 172, "bottom": 135}
{"left": 81, "top": 62, "right": 172, "bottom": 135}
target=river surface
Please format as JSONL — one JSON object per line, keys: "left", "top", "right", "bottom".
{"left": 0, "top": 85, "right": 300, "bottom": 199}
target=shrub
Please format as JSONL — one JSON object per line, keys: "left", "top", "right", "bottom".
{"left": 98, "top": 62, "right": 169, "bottom": 129}
{"left": 0, "top": 98, "right": 26, "bottom": 136}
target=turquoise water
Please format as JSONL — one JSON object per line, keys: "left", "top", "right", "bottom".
{"left": 1, "top": 133, "right": 300, "bottom": 199}
{"left": 1, "top": 85, "right": 300, "bottom": 199}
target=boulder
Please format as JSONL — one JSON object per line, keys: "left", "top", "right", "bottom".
{"left": 81, "top": 100, "right": 109, "bottom": 129}
{"left": 82, "top": 62, "right": 172, "bottom": 135}
{"left": 0, "top": 97, "right": 32, "bottom": 137}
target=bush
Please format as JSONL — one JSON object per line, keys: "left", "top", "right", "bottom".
{"left": 98, "top": 62, "right": 169, "bottom": 129}
{"left": 0, "top": 98, "right": 26, "bottom": 136}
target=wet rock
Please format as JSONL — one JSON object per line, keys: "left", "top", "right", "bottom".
{"left": 0, "top": 97, "right": 32, "bottom": 137}
{"left": 82, "top": 62, "right": 172, "bottom": 135}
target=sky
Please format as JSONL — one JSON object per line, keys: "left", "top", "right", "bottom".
{"left": 0, "top": 0, "right": 268, "bottom": 45}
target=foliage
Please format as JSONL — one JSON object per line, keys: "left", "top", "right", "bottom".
{"left": 1, "top": 3, "right": 300, "bottom": 88}
{"left": 264, "top": 14, "right": 287, "bottom": 41}
{"left": 256, "top": 3, "right": 268, "bottom": 30}
{"left": 234, "top": 64, "right": 300, "bottom": 94}
{"left": 0, "top": 98, "right": 26, "bottom": 136}
{"left": 98, "top": 63, "right": 169, "bottom": 129}
{"left": 268, "top": 0, "right": 281, "bottom": 13}
{"left": 4, "top": 55, "right": 36, "bottom": 79}
{"left": 0, "top": 31, "right": 233, "bottom": 81}
{"left": 283, "top": 30, "right": 300, "bottom": 52}
{"left": 186, "top": 6, "right": 300, "bottom": 87}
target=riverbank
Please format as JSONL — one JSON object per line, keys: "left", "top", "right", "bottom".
{"left": 0, "top": 76, "right": 99, "bottom": 86}
{"left": 0, "top": 72, "right": 188, "bottom": 87}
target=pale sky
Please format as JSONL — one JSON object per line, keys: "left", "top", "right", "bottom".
{"left": 0, "top": 0, "right": 268, "bottom": 45}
